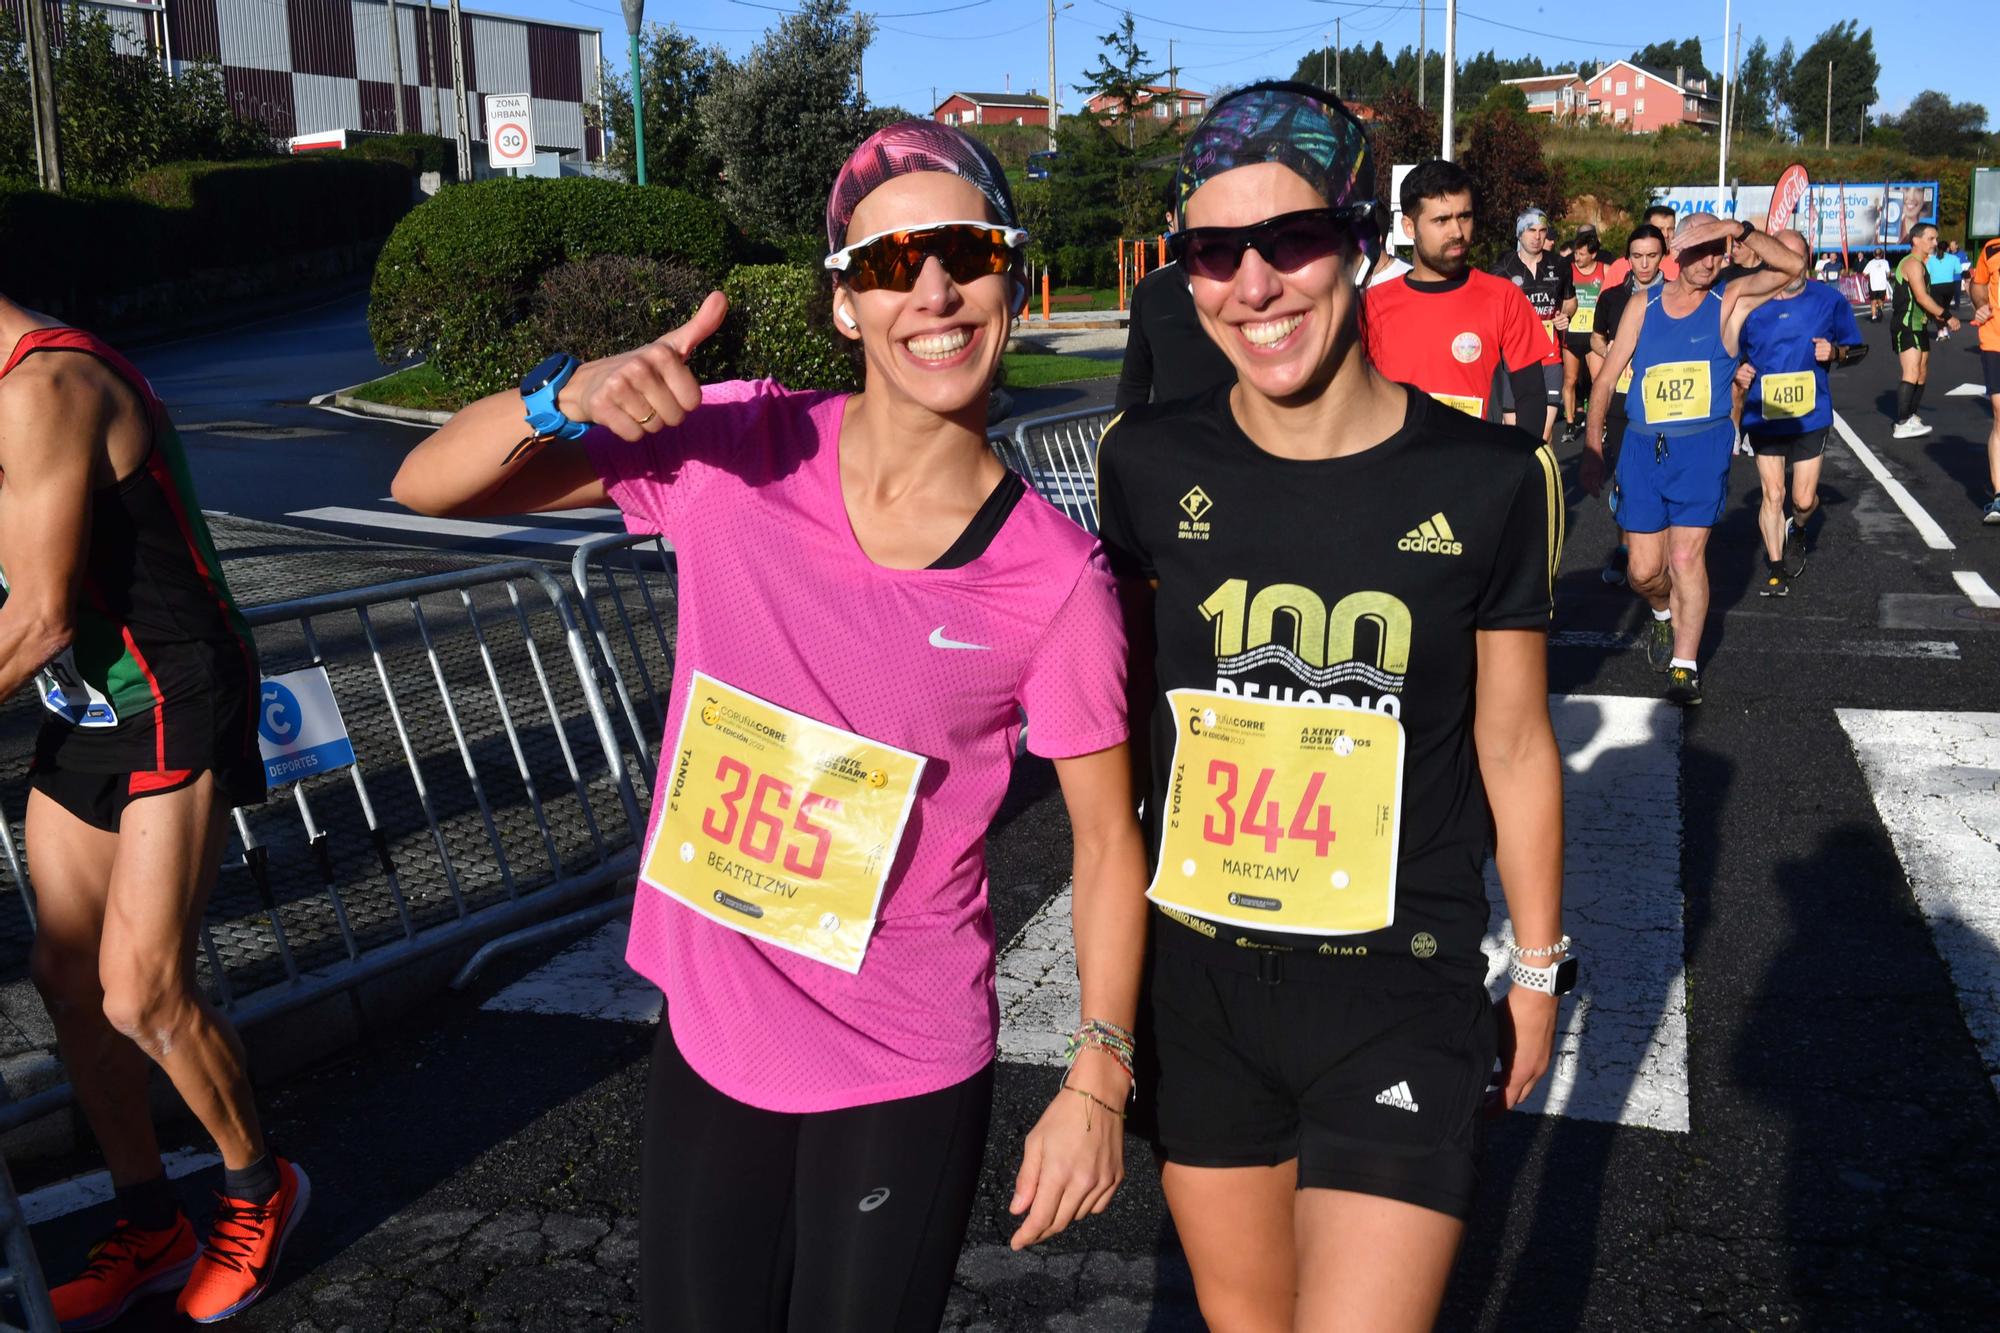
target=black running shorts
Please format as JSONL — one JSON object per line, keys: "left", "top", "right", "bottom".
{"left": 1982, "top": 350, "right": 2000, "bottom": 397}
{"left": 1892, "top": 324, "right": 1933, "bottom": 354}
{"left": 28, "top": 758, "right": 267, "bottom": 834}
{"left": 1748, "top": 426, "right": 1830, "bottom": 464}
{"left": 1141, "top": 924, "right": 1498, "bottom": 1220}
{"left": 1565, "top": 331, "right": 1595, "bottom": 361}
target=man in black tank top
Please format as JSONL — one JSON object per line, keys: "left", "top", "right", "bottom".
{"left": 0, "top": 293, "right": 307, "bottom": 1325}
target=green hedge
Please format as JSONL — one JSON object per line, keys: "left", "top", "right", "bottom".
{"left": 719, "top": 264, "right": 858, "bottom": 393}
{"left": 369, "top": 177, "right": 733, "bottom": 400}
{"left": 0, "top": 156, "right": 413, "bottom": 322}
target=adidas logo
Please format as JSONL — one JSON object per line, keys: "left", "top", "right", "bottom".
{"left": 1374, "top": 1080, "right": 1420, "bottom": 1113}
{"left": 1396, "top": 513, "right": 1462, "bottom": 556}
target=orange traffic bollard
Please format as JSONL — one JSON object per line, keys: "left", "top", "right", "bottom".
{"left": 1158, "top": 234, "right": 1167, "bottom": 266}
{"left": 1041, "top": 270, "right": 1050, "bottom": 321}
{"left": 1118, "top": 239, "right": 1126, "bottom": 311}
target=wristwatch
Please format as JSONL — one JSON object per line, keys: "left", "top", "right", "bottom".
{"left": 1737, "top": 219, "right": 1757, "bottom": 242}
{"left": 1508, "top": 954, "right": 1579, "bottom": 996}
{"left": 519, "top": 352, "right": 589, "bottom": 441}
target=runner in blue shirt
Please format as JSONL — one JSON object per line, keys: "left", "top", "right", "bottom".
{"left": 1735, "top": 229, "right": 1867, "bottom": 597}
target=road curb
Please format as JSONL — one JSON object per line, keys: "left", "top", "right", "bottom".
{"left": 311, "top": 384, "right": 455, "bottom": 426}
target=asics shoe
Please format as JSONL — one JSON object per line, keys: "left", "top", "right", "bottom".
{"left": 1782, "top": 520, "right": 1807, "bottom": 578}
{"left": 1983, "top": 495, "right": 2000, "bottom": 525}
{"left": 177, "top": 1158, "right": 310, "bottom": 1324}
{"left": 1665, "top": 666, "right": 1703, "bottom": 707}
{"left": 50, "top": 1213, "right": 196, "bottom": 1331}
{"left": 1759, "top": 568, "right": 1790, "bottom": 598}
{"left": 1644, "top": 617, "right": 1675, "bottom": 672}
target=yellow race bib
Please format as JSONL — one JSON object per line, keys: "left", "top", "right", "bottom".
{"left": 1149, "top": 690, "right": 1405, "bottom": 936}
{"left": 1430, "top": 391, "right": 1484, "bottom": 417}
{"left": 1641, "top": 360, "right": 1712, "bottom": 424}
{"left": 1759, "top": 370, "right": 1815, "bottom": 419}
{"left": 1541, "top": 318, "right": 1557, "bottom": 348}
{"left": 642, "top": 672, "right": 926, "bottom": 973}
{"left": 1570, "top": 305, "right": 1596, "bottom": 334}
{"left": 1616, "top": 365, "right": 1634, "bottom": 394}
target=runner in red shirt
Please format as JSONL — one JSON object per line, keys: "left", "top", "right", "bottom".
{"left": 1364, "top": 159, "right": 1552, "bottom": 440}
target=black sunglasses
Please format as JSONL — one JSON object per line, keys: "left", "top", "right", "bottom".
{"left": 1168, "top": 206, "right": 1371, "bottom": 283}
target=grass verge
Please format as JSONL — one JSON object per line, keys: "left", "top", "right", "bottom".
{"left": 1001, "top": 352, "right": 1121, "bottom": 389}
{"left": 345, "top": 362, "right": 460, "bottom": 412}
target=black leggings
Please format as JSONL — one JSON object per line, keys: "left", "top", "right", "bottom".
{"left": 640, "top": 1021, "right": 994, "bottom": 1332}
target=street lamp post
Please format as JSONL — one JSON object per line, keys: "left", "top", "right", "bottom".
{"left": 1440, "top": 0, "right": 1458, "bottom": 160}
{"left": 624, "top": 0, "right": 647, "bottom": 184}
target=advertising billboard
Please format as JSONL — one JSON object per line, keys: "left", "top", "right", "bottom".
{"left": 1650, "top": 181, "right": 1940, "bottom": 251}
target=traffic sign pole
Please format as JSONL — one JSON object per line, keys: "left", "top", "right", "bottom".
{"left": 622, "top": 0, "right": 646, "bottom": 186}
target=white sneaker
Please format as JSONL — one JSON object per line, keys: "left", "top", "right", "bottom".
{"left": 1891, "top": 417, "right": 1932, "bottom": 439}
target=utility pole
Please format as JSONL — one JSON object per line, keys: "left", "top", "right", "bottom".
{"left": 447, "top": 0, "right": 473, "bottom": 180}
{"left": 1440, "top": 0, "right": 1457, "bottom": 160}
{"left": 423, "top": 0, "right": 442, "bottom": 132}
{"left": 1824, "top": 60, "right": 1833, "bottom": 149}
{"left": 1322, "top": 33, "right": 1328, "bottom": 89}
{"left": 1046, "top": 0, "right": 1058, "bottom": 151}
{"left": 1335, "top": 18, "right": 1342, "bottom": 96}
{"left": 387, "top": 0, "right": 407, "bottom": 133}
{"left": 24, "top": 0, "right": 61, "bottom": 192}
{"left": 1715, "top": 0, "right": 1732, "bottom": 213}
{"left": 1418, "top": 0, "right": 1427, "bottom": 108}
{"left": 622, "top": 0, "right": 646, "bottom": 183}
{"left": 1168, "top": 37, "right": 1176, "bottom": 120}
{"left": 1729, "top": 21, "right": 1743, "bottom": 144}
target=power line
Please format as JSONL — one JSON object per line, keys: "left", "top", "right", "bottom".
{"left": 727, "top": 0, "right": 996, "bottom": 17}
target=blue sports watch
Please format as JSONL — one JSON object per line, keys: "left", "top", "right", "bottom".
{"left": 519, "top": 352, "right": 589, "bottom": 440}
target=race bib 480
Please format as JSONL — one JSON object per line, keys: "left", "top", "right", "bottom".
{"left": 1759, "top": 370, "right": 1815, "bottom": 419}
{"left": 1641, "top": 359, "right": 1712, "bottom": 424}
{"left": 1148, "top": 689, "right": 1404, "bottom": 936}
{"left": 642, "top": 672, "right": 926, "bottom": 973}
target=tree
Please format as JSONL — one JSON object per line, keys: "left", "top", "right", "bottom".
{"left": 0, "top": 7, "right": 272, "bottom": 188}
{"left": 1631, "top": 39, "right": 1710, "bottom": 84}
{"left": 1075, "top": 12, "right": 1159, "bottom": 150}
{"left": 596, "top": 25, "right": 727, "bottom": 192}
{"left": 1733, "top": 38, "right": 1779, "bottom": 139}
{"left": 1887, "top": 90, "right": 1989, "bottom": 157}
{"left": 1780, "top": 21, "right": 1878, "bottom": 146}
{"left": 697, "top": 0, "right": 879, "bottom": 248}
{"left": 1366, "top": 88, "right": 1439, "bottom": 205}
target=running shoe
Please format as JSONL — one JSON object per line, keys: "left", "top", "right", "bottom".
{"left": 50, "top": 1213, "right": 196, "bottom": 1330}
{"left": 1891, "top": 417, "right": 1933, "bottom": 439}
{"left": 1984, "top": 495, "right": 2000, "bottom": 526}
{"left": 1782, "top": 520, "right": 1807, "bottom": 578}
{"left": 176, "top": 1159, "right": 310, "bottom": 1324}
{"left": 1759, "top": 568, "right": 1790, "bottom": 598}
{"left": 1601, "top": 543, "right": 1629, "bottom": 586}
{"left": 1665, "top": 666, "right": 1703, "bottom": 707}
{"left": 1644, "top": 617, "right": 1675, "bottom": 672}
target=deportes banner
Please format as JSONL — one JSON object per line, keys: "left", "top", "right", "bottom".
{"left": 1650, "top": 181, "right": 1939, "bottom": 251}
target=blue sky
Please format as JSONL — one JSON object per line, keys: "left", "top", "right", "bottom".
{"left": 508, "top": 0, "right": 1985, "bottom": 127}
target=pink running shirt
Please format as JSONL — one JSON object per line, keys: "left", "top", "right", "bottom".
{"left": 586, "top": 380, "right": 1129, "bottom": 1112}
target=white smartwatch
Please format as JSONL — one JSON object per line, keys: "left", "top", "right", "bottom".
{"left": 1508, "top": 954, "right": 1579, "bottom": 996}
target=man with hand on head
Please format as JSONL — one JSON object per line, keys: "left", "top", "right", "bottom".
{"left": 1583, "top": 212, "right": 1804, "bottom": 707}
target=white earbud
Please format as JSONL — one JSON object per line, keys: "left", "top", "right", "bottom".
{"left": 1352, "top": 254, "right": 1371, "bottom": 289}
{"left": 838, "top": 306, "right": 859, "bottom": 330}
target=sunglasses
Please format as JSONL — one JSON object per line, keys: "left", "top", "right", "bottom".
{"left": 1167, "top": 206, "right": 1370, "bottom": 283}
{"left": 823, "top": 221, "right": 1029, "bottom": 293}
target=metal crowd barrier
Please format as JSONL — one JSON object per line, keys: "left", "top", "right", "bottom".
{"left": 0, "top": 1154, "right": 53, "bottom": 1332}
{"left": 991, "top": 406, "right": 1114, "bottom": 533}
{"left": 0, "top": 561, "right": 648, "bottom": 1134}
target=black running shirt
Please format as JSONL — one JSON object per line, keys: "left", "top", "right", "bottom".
{"left": 1097, "top": 385, "right": 1563, "bottom": 989}
{"left": 1116, "top": 262, "right": 1237, "bottom": 409}
{"left": 1491, "top": 251, "right": 1574, "bottom": 366}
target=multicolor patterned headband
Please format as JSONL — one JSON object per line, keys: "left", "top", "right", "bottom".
{"left": 1175, "top": 82, "right": 1374, "bottom": 225}
{"left": 826, "top": 120, "right": 1020, "bottom": 254}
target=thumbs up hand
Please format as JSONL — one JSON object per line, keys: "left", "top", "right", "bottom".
{"left": 559, "top": 291, "right": 728, "bottom": 442}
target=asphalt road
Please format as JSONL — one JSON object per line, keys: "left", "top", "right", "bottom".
{"left": 17, "top": 300, "right": 2000, "bottom": 1330}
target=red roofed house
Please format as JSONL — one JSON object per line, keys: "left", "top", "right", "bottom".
{"left": 1582, "top": 60, "right": 1722, "bottom": 133}
{"left": 1085, "top": 85, "right": 1209, "bottom": 127}
{"left": 1500, "top": 71, "right": 1588, "bottom": 122}
{"left": 933, "top": 92, "right": 1050, "bottom": 128}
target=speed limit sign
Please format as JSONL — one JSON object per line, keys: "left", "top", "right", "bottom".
{"left": 484, "top": 94, "right": 535, "bottom": 169}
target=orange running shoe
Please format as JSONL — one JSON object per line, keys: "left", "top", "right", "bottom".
{"left": 49, "top": 1212, "right": 197, "bottom": 1330}
{"left": 176, "top": 1158, "right": 311, "bottom": 1324}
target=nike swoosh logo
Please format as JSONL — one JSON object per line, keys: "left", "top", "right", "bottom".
{"left": 928, "top": 627, "right": 990, "bottom": 651}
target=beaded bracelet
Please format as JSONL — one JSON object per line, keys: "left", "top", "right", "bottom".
{"left": 1063, "top": 1019, "right": 1136, "bottom": 1087}
{"left": 1507, "top": 934, "right": 1572, "bottom": 961}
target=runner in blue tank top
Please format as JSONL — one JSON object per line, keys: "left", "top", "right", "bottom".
{"left": 1583, "top": 212, "right": 1803, "bottom": 707}
{"left": 1735, "top": 229, "right": 1866, "bottom": 598}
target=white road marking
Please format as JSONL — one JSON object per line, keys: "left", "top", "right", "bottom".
{"left": 1832, "top": 411, "right": 1956, "bottom": 551}
{"left": 1954, "top": 571, "right": 2000, "bottom": 609}
{"left": 482, "top": 920, "right": 659, "bottom": 1023}
{"left": 21, "top": 1150, "right": 221, "bottom": 1226}
{"left": 1551, "top": 629, "right": 1958, "bottom": 660}
{"left": 1838, "top": 710, "right": 2000, "bottom": 1100}
{"left": 1946, "top": 382, "right": 1987, "bottom": 397}
{"left": 996, "top": 695, "right": 1691, "bottom": 1133}
{"left": 286, "top": 506, "right": 617, "bottom": 548}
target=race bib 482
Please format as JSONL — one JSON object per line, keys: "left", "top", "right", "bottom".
{"left": 1641, "top": 360, "right": 1712, "bottom": 424}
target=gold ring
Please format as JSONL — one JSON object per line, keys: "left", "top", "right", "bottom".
{"left": 636, "top": 409, "right": 657, "bottom": 425}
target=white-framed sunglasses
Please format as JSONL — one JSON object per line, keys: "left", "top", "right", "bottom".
{"left": 823, "top": 220, "right": 1030, "bottom": 293}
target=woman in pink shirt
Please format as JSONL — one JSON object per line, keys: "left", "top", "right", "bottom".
{"left": 392, "top": 123, "right": 1148, "bottom": 1331}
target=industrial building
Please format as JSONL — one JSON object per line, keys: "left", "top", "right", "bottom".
{"left": 3, "top": 0, "right": 606, "bottom": 170}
